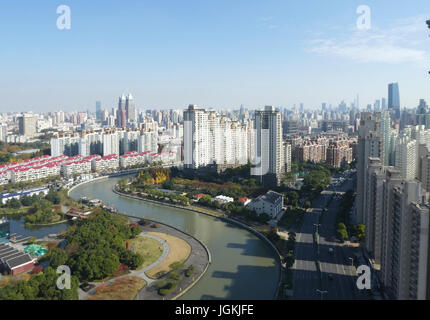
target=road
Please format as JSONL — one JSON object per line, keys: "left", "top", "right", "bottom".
{"left": 291, "top": 170, "right": 366, "bottom": 300}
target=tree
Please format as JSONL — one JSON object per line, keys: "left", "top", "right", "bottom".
{"left": 285, "top": 253, "right": 295, "bottom": 269}
{"left": 7, "top": 198, "right": 21, "bottom": 209}
{"left": 353, "top": 224, "right": 366, "bottom": 241}
{"left": 50, "top": 248, "right": 68, "bottom": 269}
{"left": 45, "top": 189, "right": 61, "bottom": 205}
{"left": 337, "top": 223, "right": 349, "bottom": 242}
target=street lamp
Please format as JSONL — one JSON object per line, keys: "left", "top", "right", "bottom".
{"left": 316, "top": 289, "right": 328, "bottom": 300}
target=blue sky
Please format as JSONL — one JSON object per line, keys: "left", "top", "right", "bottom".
{"left": 0, "top": 0, "right": 429, "bottom": 112}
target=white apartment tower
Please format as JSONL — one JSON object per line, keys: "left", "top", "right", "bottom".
{"left": 253, "top": 106, "right": 283, "bottom": 187}
{"left": 395, "top": 135, "right": 418, "bottom": 181}
{"left": 184, "top": 105, "right": 251, "bottom": 170}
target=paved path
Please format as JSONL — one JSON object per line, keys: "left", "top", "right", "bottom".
{"left": 78, "top": 232, "right": 170, "bottom": 300}
{"left": 133, "top": 219, "right": 209, "bottom": 300}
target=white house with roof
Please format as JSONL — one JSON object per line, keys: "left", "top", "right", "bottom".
{"left": 248, "top": 190, "right": 284, "bottom": 218}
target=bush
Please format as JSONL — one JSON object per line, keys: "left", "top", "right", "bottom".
{"left": 169, "top": 261, "right": 185, "bottom": 271}
{"left": 158, "top": 280, "right": 178, "bottom": 296}
{"left": 185, "top": 265, "right": 194, "bottom": 277}
{"left": 168, "top": 271, "right": 182, "bottom": 281}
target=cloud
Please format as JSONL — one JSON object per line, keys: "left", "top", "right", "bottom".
{"left": 307, "top": 14, "right": 430, "bottom": 65}
{"left": 259, "top": 16, "right": 278, "bottom": 30}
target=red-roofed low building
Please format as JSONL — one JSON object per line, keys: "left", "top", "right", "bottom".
{"left": 238, "top": 197, "right": 252, "bottom": 206}
{"left": 193, "top": 194, "right": 207, "bottom": 201}
{"left": 61, "top": 160, "right": 92, "bottom": 177}
{"left": 91, "top": 154, "right": 119, "bottom": 172}
{"left": 0, "top": 171, "right": 8, "bottom": 185}
{"left": 120, "top": 152, "right": 146, "bottom": 169}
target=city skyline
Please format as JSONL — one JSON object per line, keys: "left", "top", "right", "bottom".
{"left": 0, "top": 1, "right": 429, "bottom": 112}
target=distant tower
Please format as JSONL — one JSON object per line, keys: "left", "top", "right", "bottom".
{"left": 388, "top": 83, "right": 400, "bottom": 120}
{"left": 125, "top": 94, "right": 136, "bottom": 123}
{"left": 117, "top": 94, "right": 126, "bottom": 128}
{"left": 96, "top": 101, "right": 102, "bottom": 121}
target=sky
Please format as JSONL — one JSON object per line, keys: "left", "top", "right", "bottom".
{"left": 0, "top": 0, "right": 429, "bottom": 112}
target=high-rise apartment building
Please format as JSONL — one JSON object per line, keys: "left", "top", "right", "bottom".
{"left": 356, "top": 112, "right": 384, "bottom": 224}
{"left": 183, "top": 104, "right": 251, "bottom": 171}
{"left": 380, "top": 178, "right": 429, "bottom": 300}
{"left": 395, "top": 135, "right": 418, "bottom": 181}
{"left": 253, "top": 106, "right": 283, "bottom": 187}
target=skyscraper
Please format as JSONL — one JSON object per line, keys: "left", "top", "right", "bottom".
{"left": 253, "top": 106, "right": 283, "bottom": 187}
{"left": 96, "top": 101, "right": 102, "bottom": 121}
{"left": 126, "top": 94, "right": 137, "bottom": 123}
{"left": 117, "top": 94, "right": 126, "bottom": 128}
{"left": 388, "top": 83, "right": 400, "bottom": 109}
{"left": 388, "top": 83, "right": 400, "bottom": 120}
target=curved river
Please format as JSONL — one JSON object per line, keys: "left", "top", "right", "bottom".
{"left": 70, "top": 176, "right": 280, "bottom": 300}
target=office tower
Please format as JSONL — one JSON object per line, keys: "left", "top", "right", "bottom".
{"left": 388, "top": 83, "right": 400, "bottom": 109}
{"left": 117, "top": 94, "right": 126, "bottom": 128}
{"left": 0, "top": 123, "right": 7, "bottom": 142}
{"left": 96, "top": 101, "right": 102, "bottom": 121}
{"left": 388, "top": 83, "right": 401, "bottom": 120}
{"left": 374, "top": 100, "right": 381, "bottom": 111}
{"left": 395, "top": 135, "right": 417, "bottom": 180}
{"left": 253, "top": 106, "right": 283, "bottom": 187}
{"left": 283, "top": 119, "right": 299, "bottom": 136}
{"left": 382, "top": 98, "right": 387, "bottom": 110}
{"left": 126, "top": 94, "right": 137, "bottom": 123}
{"left": 415, "top": 99, "right": 430, "bottom": 129}
{"left": 356, "top": 112, "right": 384, "bottom": 224}
{"left": 18, "top": 114, "right": 36, "bottom": 137}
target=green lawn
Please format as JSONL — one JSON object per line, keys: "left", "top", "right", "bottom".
{"left": 128, "top": 235, "right": 164, "bottom": 270}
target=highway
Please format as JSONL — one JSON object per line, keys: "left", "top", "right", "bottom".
{"left": 291, "top": 170, "right": 367, "bottom": 300}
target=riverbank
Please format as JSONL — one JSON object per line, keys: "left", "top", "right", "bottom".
{"left": 71, "top": 183, "right": 211, "bottom": 300}
{"left": 69, "top": 175, "right": 281, "bottom": 300}
{"left": 25, "top": 219, "right": 68, "bottom": 227}
{"left": 114, "top": 186, "right": 283, "bottom": 300}
{"left": 112, "top": 188, "right": 214, "bottom": 300}
{"left": 113, "top": 186, "right": 226, "bottom": 218}
{"left": 131, "top": 219, "right": 211, "bottom": 300}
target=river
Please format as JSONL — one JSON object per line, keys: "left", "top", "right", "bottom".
{"left": 70, "top": 176, "right": 281, "bottom": 300}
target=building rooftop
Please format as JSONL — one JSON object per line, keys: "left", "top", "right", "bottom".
{"left": 6, "top": 254, "right": 33, "bottom": 269}
{"left": 258, "top": 190, "right": 283, "bottom": 205}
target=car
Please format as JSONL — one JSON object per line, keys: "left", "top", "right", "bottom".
{"left": 328, "top": 274, "right": 334, "bottom": 281}
{"left": 329, "top": 248, "right": 334, "bottom": 255}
